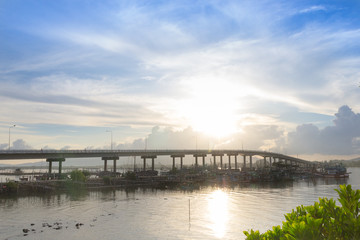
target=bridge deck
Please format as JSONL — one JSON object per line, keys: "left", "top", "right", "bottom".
{"left": 0, "top": 149, "right": 314, "bottom": 165}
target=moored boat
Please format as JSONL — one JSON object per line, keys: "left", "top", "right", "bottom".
{"left": 14, "top": 168, "right": 23, "bottom": 175}
{"left": 323, "top": 164, "right": 349, "bottom": 178}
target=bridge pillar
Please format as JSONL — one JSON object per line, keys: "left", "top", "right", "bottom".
{"left": 171, "top": 154, "right": 185, "bottom": 171}
{"left": 141, "top": 156, "right": 157, "bottom": 171}
{"left": 263, "top": 156, "right": 266, "bottom": 168}
{"left": 102, "top": 157, "right": 119, "bottom": 173}
{"left": 193, "top": 154, "right": 206, "bottom": 169}
{"left": 249, "top": 155, "right": 253, "bottom": 170}
{"left": 46, "top": 158, "right": 65, "bottom": 175}
{"left": 151, "top": 157, "right": 155, "bottom": 171}
{"left": 212, "top": 153, "right": 224, "bottom": 169}
{"left": 269, "top": 157, "right": 272, "bottom": 168}
{"left": 243, "top": 155, "right": 246, "bottom": 170}
{"left": 59, "top": 160, "right": 63, "bottom": 174}
{"left": 48, "top": 160, "right": 52, "bottom": 174}
{"left": 103, "top": 159, "right": 108, "bottom": 171}
{"left": 228, "top": 155, "right": 231, "bottom": 169}
{"left": 235, "top": 155, "right": 238, "bottom": 169}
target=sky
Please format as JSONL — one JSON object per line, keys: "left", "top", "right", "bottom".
{"left": 1, "top": 0, "right": 360, "bottom": 162}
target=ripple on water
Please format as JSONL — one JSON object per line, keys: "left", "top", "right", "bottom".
{"left": 1, "top": 168, "right": 360, "bottom": 240}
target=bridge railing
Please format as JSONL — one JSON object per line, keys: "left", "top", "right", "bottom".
{"left": 0, "top": 149, "right": 315, "bottom": 164}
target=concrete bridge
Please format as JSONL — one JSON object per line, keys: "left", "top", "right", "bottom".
{"left": 0, "top": 149, "right": 315, "bottom": 174}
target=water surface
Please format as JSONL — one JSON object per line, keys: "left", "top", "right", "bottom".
{"left": 1, "top": 168, "right": 359, "bottom": 240}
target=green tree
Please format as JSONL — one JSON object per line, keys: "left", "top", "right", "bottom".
{"left": 244, "top": 184, "right": 360, "bottom": 240}
{"left": 70, "top": 170, "right": 86, "bottom": 182}
{"left": 82, "top": 170, "right": 91, "bottom": 177}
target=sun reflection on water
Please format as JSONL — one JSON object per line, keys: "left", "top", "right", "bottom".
{"left": 207, "top": 189, "right": 229, "bottom": 238}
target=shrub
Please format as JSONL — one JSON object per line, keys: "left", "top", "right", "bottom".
{"left": 244, "top": 184, "right": 360, "bottom": 240}
{"left": 4, "top": 181, "right": 18, "bottom": 193}
{"left": 169, "top": 168, "right": 178, "bottom": 175}
{"left": 70, "top": 170, "right": 86, "bottom": 182}
{"left": 59, "top": 173, "right": 68, "bottom": 179}
{"left": 103, "top": 176, "right": 111, "bottom": 185}
{"left": 82, "top": 170, "right": 91, "bottom": 177}
{"left": 123, "top": 171, "right": 136, "bottom": 180}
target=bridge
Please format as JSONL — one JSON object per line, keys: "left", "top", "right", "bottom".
{"left": 0, "top": 149, "right": 315, "bottom": 174}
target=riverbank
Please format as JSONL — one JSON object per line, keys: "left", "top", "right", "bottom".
{"left": 0, "top": 167, "right": 350, "bottom": 196}
{"left": 0, "top": 178, "right": 181, "bottom": 196}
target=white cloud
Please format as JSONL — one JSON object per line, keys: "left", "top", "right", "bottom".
{"left": 1, "top": 0, "right": 360, "bottom": 159}
{"left": 0, "top": 143, "right": 8, "bottom": 150}
{"left": 12, "top": 139, "right": 33, "bottom": 150}
{"left": 286, "top": 105, "right": 360, "bottom": 155}
{"left": 52, "top": 30, "right": 137, "bottom": 53}
{"left": 299, "top": 5, "right": 327, "bottom": 14}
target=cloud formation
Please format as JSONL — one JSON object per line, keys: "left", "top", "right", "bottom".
{"left": 1, "top": 105, "right": 359, "bottom": 162}
{"left": 112, "top": 105, "right": 360, "bottom": 157}
{"left": 12, "top": 139, "right": 33, "bottom": 150}
{"left": 286, "top": 105, "right": 360, "bottom": 155}
{"left": 1, "top": 1, "right": 360, "bottom": 159}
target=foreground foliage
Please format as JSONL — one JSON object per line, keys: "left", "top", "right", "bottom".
{"left": 244, "top": 184, "right": 360, "bottom": 240}
{"left": 1, "top": 181, "right": 19, "bottom": 193}
{"left": 102, "top": 176, "right": 112, "bottom": 185}
{"left": 69, "top": 170, "right": 86, "bottom": 182}
{"left": 123, "top": 171, "right": 136, "bottom": 180}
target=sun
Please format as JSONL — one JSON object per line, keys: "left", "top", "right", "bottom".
{"left": 177, "top": 79, "right": 240, "bottom": 138}
{"left": 190, "top": 108, "right": 238, "bottom": 138}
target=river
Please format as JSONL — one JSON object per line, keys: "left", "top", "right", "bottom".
{"left": 1, "top": 167, "right": 359, "bottom": 240}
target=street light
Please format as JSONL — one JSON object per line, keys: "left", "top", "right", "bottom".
{"left": 8, "top": 125, "right": 16, "bottom": 150}
{"left": 106, "top": 130, "right": 113, "bottom": 150}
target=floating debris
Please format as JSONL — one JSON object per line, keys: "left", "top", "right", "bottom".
{"left": 75, "top": 223, "right": 84, "bottom": 229}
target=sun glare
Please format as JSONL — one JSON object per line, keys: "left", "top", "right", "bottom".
{"left": 207, "top": 189, "right": 229, "bottom": 238}
{"left": 178, "top": 78, "right": 240, "bottom": 138}
{"left": 191, "top": 112, "right": 237, "bottom": 138}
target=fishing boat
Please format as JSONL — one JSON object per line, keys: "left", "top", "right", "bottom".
{"left": 323, "top": 164, "right": 349, "bottom": 178}
{"left": 13, "top": 168, "right": 23, "bottom": 175}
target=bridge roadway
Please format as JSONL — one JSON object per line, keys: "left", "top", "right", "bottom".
{"left": 0, "top": 149, "right": 315, "bottom": 174}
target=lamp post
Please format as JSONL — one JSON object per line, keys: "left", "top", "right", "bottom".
{"left": 8, "top": 125, "right": 16, "bottom": 150}
{"left": 106, "top": 130, "right": 113, "bottom": 150}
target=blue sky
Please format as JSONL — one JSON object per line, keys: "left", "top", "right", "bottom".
{"left": 1, "top": 0, "right": 360, "bottom": 160}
